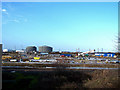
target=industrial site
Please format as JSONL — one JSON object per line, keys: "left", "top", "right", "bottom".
{"left": 2, "top": 45, "right": 120, "bottom": 89}
{"left": 2, "top": 1, "right": 119, "bottom": 89}
{"left": 2, "top": 45, "right": 120, "bottom": 68}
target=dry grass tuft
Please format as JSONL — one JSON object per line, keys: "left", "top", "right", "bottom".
{"left": 84, "top": 69, "right": 119, "bottom": 88}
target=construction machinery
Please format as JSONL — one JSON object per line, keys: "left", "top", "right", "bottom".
{"left": 34, "top": 57, "right": 40, "bottom": 60}
{"left": 2, "top": 55, "right": 12, "bottom": 60}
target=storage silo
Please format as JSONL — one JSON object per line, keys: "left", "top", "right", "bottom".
{"left": 26, "top": 46, "right": 37, "bottom": 53}
{"left": 39, "top": 46, "right": 53, "bottom": 53}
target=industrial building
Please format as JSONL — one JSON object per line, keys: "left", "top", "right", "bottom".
{"left": 95, "top": 52, "right": 115, "bottom": 57}
{"left": 26, "top": 46, "right": 37, "bottom": 53}
{"left": 3, "top": 49, "right": 15, "bottom": 52}
{"left": 16, "top": 50, "right": 25, "bottom": 53}
{"left": 60, "top": 54, "right": 72, "bottom": 57}
{"left": 39, "top": 46, "right": 53, "bottom": 53}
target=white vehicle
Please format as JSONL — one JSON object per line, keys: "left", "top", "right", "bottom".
{"left": 3, "top": 49, "right": 13, "bottom": 52}
{"left": 30, "top": 59, "right": 57, "bottom": 62}
{"left": 46, "top": 59, "right": 57, "bottom": 62}
{"left": 16, "top": 50, "right": 25, "bottom": 53}
{"left": 110, "top": 60, "right": 119, "bottom": 63}
{"left": 10, "top": 59, "right": 17, "bottom": 62}
{"left": 30, "top": 59, "right": 42, "bottom": 62}
{"left": 105, "top": 60, "right": 119, "bottom": 63}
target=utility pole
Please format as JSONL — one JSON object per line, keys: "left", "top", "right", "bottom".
{"left": 89, "top": 48, "right": 91, "bottom": 51}
{"left": 78, "top": 48, "right": 80, "bottom": 52}
{"left": 98, "top": 48, "right": 99, "bottom": 52}
{"left": 76, "top": 48, "right": 77, "bottom": 52}
{"left": 101, "top": 48, "right": 103, "bottom": 52}
{"left": 21, "top": 45, "right": 24, "bottom": 50}
{"left": 14, "top": 45, "right": 16, "bottom": 50}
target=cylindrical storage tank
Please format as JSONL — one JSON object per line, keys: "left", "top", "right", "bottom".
{"left": 39, "top": 46, "right": 53, "bottom": 53}
{"left": 26, "top": 46, "right": 37, "bottom": 53}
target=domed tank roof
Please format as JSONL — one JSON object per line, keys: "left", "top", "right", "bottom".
{"left": 39, "top": 45, "right": 52, "bottom": 48}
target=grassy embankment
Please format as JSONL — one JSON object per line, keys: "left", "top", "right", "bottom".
{"left": 2, "top": 62, "right": 120, "bottom": 68}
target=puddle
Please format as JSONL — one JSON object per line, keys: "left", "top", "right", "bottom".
{"left": 2, "top": 66, "right": 119, "bottom": 70}
{"left": 67, "top": 67, "right": 119, "bottom": 70}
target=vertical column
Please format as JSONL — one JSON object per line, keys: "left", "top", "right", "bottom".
{"left": 97, "top": 48, "right": 99, "bottom": 52}
{"left": 0, "top": 44, "right": 2, "bottom": 90}
{"left": 0, "top": 0, "right": 2, "bottom": 89}
{"left": 118, "top": 2, "right": 120, "bottom": 89}
{"left": 118, "top": 1, "right": 119, "bottom": 52}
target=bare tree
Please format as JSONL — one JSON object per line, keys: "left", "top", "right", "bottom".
{"left": 118, "top": 35, "right": 120, "bottom": 52}
{"left": 113, "top": 35, "right": 118, "bottom": 52}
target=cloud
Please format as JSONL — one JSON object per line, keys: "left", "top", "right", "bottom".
{"left": 13, "top": 20, "right": 20, "bottom": 23}
{"left": 3, "top": 17, "right": 28, "bottom": 24}
{"left": 9, "top": 19, "right": 20, "bottom": 23}
{"left": 2, "top": 9, "right": 8, "bottom": 15}
{"left": 2, "top": 9, "right": 28, "bottom": 24}
{"left": 2, "top": 9, "right": 6, "bottom": 12}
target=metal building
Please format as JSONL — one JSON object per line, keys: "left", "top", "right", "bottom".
{"left": 39, "top": 46, "right": 53, "bottom": 53}
{"left": 95, "top": 52, "right": 115, "bottom": 57}
{"left": 26, "top": 46, "right": 37, "bottom": 53}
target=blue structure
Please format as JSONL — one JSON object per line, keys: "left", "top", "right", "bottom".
{"left": 95, "top": 52, "right": 115, "bottom": 57}
{"left": 60, "top": 54, "right": 72, "bottom": 57}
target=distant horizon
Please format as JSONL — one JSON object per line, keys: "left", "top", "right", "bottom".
{"left": 2, "top": 2, "right": 118, "bottom": 52}
{"left": 2, "top": 45, "right": 117, "bottom": 52}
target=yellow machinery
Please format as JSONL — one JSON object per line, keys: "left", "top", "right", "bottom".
{"left": 2, "top": 56, "right": 12, "bottom": 60}
{"left": 34, "top": 57, "right": 40, "bottom": 60}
